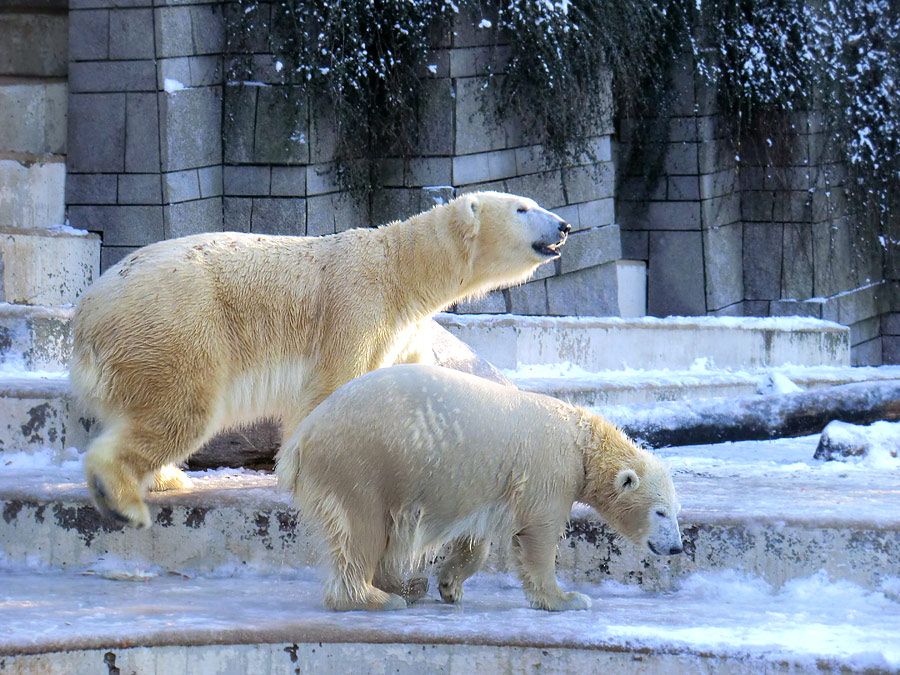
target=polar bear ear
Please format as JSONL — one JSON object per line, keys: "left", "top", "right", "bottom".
{"left": 615, "top": 469, "right": 640, "bottom": 493}
{"left": 456, "top": 194, "right": 481, "bottom": 241}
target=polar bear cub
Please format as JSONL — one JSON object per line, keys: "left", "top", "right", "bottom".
{"left": 276, "top": 364, "right": 683, "bottom": 612}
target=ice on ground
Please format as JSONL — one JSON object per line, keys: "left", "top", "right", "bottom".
{"left": 0, "top": 565, "right": 897, "bottom": 669}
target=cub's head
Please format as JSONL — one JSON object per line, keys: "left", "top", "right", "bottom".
{"left": 582, "top": 418, "right": 683, "bottom": 557}
{"left": 451, "top": 191, "right": 570, "bottom": 290}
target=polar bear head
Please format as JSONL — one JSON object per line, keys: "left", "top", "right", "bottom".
{"left": 583, "top": 422, "right": 683, "bottom": 556}
{"left": 450, "top": 191, "right": 570, "bottom": 291}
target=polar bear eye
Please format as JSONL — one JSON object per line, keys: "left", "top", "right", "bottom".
{"left": 655, "top": 510, "right": 667, "bottom": 518}
{"left": 517, "top": 206, "right": 529, "bottom": 213}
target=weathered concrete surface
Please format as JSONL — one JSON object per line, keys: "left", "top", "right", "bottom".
{"left": 437, "top": 313, "right": 851, "bottom": 372}
{"left": 2, "top": 464, "right": 897, "bottom": 592}
{"left": 0, "top": 227, "right": 100, "bottom": 306}
{"left": 0, "top": 303, "right": 73, "bottom": 372}
{"left": 0, "top": 159, "right": 66, "bottom": 229}
{"left": 0, "top": 375, "right": 90, "bottom": 456}
{"left": 0, "top": 637, "right": 861, "bottom": 675}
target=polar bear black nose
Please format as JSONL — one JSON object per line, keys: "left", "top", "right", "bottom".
{"left": 669, "top": 544, "right": 683, "bottom": 555}
{"left": 558, "top": 222, "right": 571, "bottom": 234}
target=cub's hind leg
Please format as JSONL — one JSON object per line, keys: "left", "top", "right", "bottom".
{"left": 438, "top": 537, "right": 488, "bottom": 604}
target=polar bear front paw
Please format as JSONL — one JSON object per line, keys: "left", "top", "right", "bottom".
{"left": 533, "top": 591, "right": 592, "bottom": 612}
{"left": 438, "top": 576, "right": 464, "bottom": 604}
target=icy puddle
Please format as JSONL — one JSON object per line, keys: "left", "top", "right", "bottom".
{"left": 1, "top": 564, "right": 898, "bottom": 670}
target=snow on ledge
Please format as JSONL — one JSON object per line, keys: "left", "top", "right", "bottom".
{"left": 436, "top": 313, "right": 848, "bottom": 333}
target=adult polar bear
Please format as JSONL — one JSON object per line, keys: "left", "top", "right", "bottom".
{"left": 72, "top": 191, "right": 570, "bottom": 529}
{"left": 277, "top": 364, "right": 683, "bottom": 611}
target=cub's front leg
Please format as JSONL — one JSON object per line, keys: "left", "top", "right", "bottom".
{"left": 512, "top": 522, "right": 591, "bottom": 611}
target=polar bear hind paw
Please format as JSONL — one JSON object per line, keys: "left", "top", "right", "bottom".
{"left": 401, "top": 576, "right": 429, "bottom": 604}
{"left": 90, "top": 476, "right": 151, "bottom": 530}
{"left": 149, "top": 464, "right": 194, "bottom": 492}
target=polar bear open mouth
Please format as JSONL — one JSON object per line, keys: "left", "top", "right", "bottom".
{"left": 532, "top": 239, "right": 565, "bottom": 258}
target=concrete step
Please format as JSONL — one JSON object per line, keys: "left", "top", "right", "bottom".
{"left": 0, "top": 157, "right": 66, "bottom": 228}
{"left": 0, "top": 81, "right": 67, "bottom": 156}
{"left": 0, "top": 303, "right": 73, "bottom": 372}
{"left": 1, "top": 436, "right": 896, "bottom": 593}
{"left": 513, "top": 364, "right": 900, "bottom": 406}
{"left": 0, "top": 225, "right": 100, "bottom": 306}
{"left": 1, "top": 563, "right": 897, "bottom": 673}
{"left": 437, "top": 313, "right": 851, "bottom": 372}
{"left": 0, "top": 373, "right": 89, "bottom": 455}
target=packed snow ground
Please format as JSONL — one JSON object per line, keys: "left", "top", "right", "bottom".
{"left": 2, "top": 435, "right": 899, "bottom": 667}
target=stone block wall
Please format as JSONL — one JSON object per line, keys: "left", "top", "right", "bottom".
{"left": 618, "top": 56, "right": 894, "bottom": 364}
{"left": 67, "top": 0, "right": 225, "bottom": 270}
{"left": 66, "top": 1, "right": 623, "bottom": 317}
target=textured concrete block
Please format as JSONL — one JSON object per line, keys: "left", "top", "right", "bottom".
{"left": 1, "top": 160, "right": 66, "bottom": 226}
{"left": 668, "top": 176, "right": 700, "bottom": 201}
{"left": 109, "top": 9, "right": 154, "bottom": 59}
{"left": 68, "top": 204, "right": 163, "bottom": 246}
{"left": 701, "top": 192, "right": 740, "bottom": 228}
{"left": 563, "top": 163, "right": 614, "bottom": 204}
{"left": 703, "top": 223, "right": 743, "bottom": 312}
{"left": 188, "top": 55, "right": 223, "bottom": 87}
{"left": 159, "top": 86, "right": 222, "bottom": 171}
{"left": 508, "top": 280, "right": 548, "bottom": 315}
{"left": 741, "top": 191, "right": 775, "bottom": 222}
{"left": 117, "top": 173, "right": 162, "bottom": 205}
{"left": 576, "top": 199, "right": 615, "bottom": 230}
{"left": 68, "top": 93, "right": 126, "bottom": 172}
{"left": 0, "top": 82, "right": 67, "bottom": 155}
{"left": 68, "top": 9, "right": 108, "bottom": 61}
{"left": 371, "top": 189, "right": 429, "bottom": 227}
{"left": 406, "top": 157, "right": 452, "bottom": 187}
{"left": 306, "top": 162, "right": 348, "bottom": 197}
{"left": 69, "top": 60, "right": 156, "bottom": 93}
{"left": 883, "top": 337, "right": 900, "bottom": 365}
{"left": 453, "top": 290, "right": 507, "bottom": 314}
{"left": 253, "top": 87, "right": 308, "bottom": 164}
{"left": 743, "top": 223, "right": 782, "bottom": 300}
{"left": 125, "top": 92, "right": 160, "bottom": 173}
{"left": 157, "top": 57, "right": 191, "bottom": 90}
{"left": 100, "top": 245, "right": 139, "bottom": 272}
{"left": 449, "top": 45, "right": 510, "bottom": 78}
{"left": 224, "top": 166, "right": 270, "bottom": 197}
{"left": 547, "top": 263, "right": 619, "bottom": 317}
{"left": 223, "top": 197, "right": 251, "bottom": 233}
{"left": 621, "top": 230, "right": 648, "bottom": 260}
{"left": 270, "top": 167, "right": 306, "bottom": 197}
{"left": 505, "top": 171, "right": 565, "bottom": 210}
{"left": 559, "top": 225, "right": 621, "bottom": 275}
{"left": 190, "top": 4, "right": 224, "bottom": 54}
{"left": 198, "top": 165, "right": 223, "bottom": 198}
{"left": 0, "top": 227, "right": 100, "bottom": 305}
{"left": 663, "top": 143, "right": 699, "bottom": 175}
{"left": 455, "top": 77, "right": 506, "bottom": 155}
{"left": 223, "top": 84, "right": 257, "bottom": 164}
{"left": 163, "top": 169, "right": 201, "bottom": 203}
{"left": 850, "top": 315, "right": 881, "bottom": 346}
{"left": 782, "top": 223, "right": 814, "bottom": 300}
{"left": 883, "top": 312, "right": 900, "bottom": 335}
{"left": 699, "top": 139, "right": 735, "bottom": 174}
{"left": 812, "top": 220, "right": 855, "bottom": 298}
{"left": 65, "top": 172, "right": 116, "bottom": 207}
{"left": 700, "top": 169, "right": 737, "bottom": 200}
{"left": 154, "top": 7, "right": 193, "bottom": 58}
{"left": 0, "top": 14, "right": 67, "bottom": 77}
{"left": 648, "top": 231, "right": 706, "bottom": 316}
{"left": 165, "top": 197, "right": 222, "bottom": 239}
{"left": 619, "top": 201, "right": 701, "bottom": 231}
{"left": 851, "top": 337, "right": 882, "bottom": 366}
{"left": 773, "top": 191, "right": 812, "bottom": 223}
{"left": 417, "top": 78, "right": 454, "bottom": 156}
{"left": 308, "top": 97, "right": 338, "bottom": 164}
{"left": 452, "top": 4, "right": 500, "bottom": 48}
{"left": 306, "top": 192, "right": 368, "bottom": 236}
{"left": 452, "top": 149, "right": 516, "bottom": 185}
{"left": 250, "top": 198, "right": 305, "bottom": 236}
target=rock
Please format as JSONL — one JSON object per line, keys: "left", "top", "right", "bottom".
{"left": 814, "top": 419, "right": 900, "bottom": 462}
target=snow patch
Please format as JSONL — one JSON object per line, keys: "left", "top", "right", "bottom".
{"left": 163, "top": 78, "right": 186, "bottom": 94}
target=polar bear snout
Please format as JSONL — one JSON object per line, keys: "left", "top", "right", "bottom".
{"left": 647, "top": 509, "right": 684, "bottom": 556}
